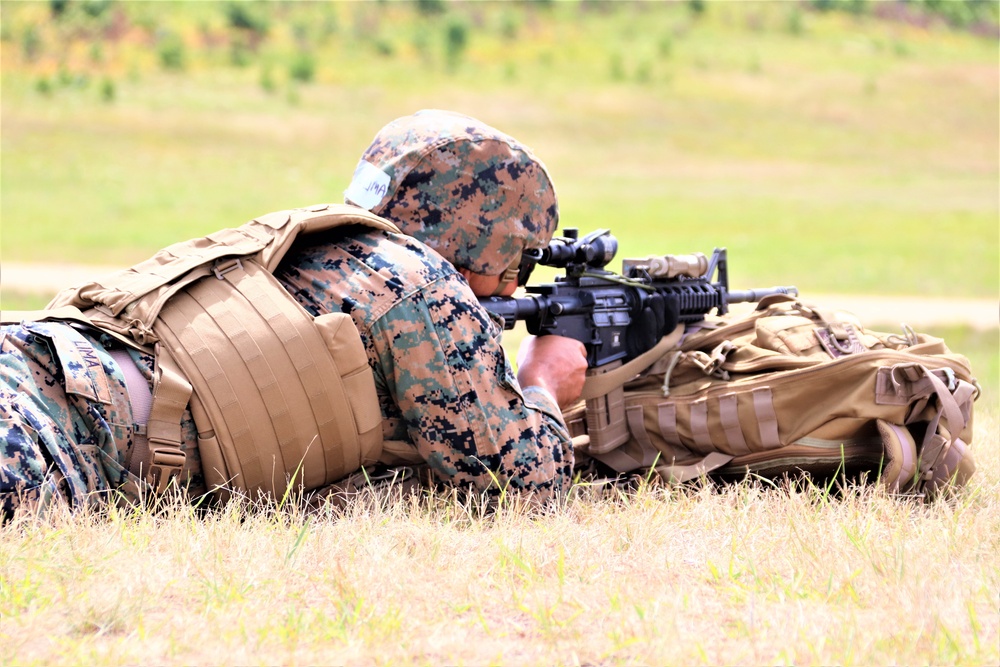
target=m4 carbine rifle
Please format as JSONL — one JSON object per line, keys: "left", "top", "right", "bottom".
{"left": 479, "top": 228, "right": 798, "bottom": 454}
{"left": 480, "top": 228, "right": 798, "bottom": 368}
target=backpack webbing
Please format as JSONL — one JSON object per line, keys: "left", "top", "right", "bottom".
{"left": 568, "top": 296, "right": 980, "bottom": 496}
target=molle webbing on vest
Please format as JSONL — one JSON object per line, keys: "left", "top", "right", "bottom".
{"left": 154, "top": 259, "right": 382, "bottom": 497}
{"left": 46, "top": 204, "right": 400, "bottom": 497}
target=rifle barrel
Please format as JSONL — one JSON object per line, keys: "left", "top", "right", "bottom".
{"left": 726, "top": 286, "right": 798, "bottom": 304}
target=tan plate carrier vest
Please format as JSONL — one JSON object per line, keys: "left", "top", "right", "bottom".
{"left": 22, "top": 204, "right": 401, "bottom": 499}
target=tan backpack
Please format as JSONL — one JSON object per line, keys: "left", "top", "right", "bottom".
{"left": 35, "top": 203, "right": 399, "bottom": 498}
{"left": 567, "top": 295, "right": 979, "bottom": 496}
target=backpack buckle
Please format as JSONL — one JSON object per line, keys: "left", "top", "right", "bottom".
{"left": 213, "top": 258, "right": 244, "bottom": 280}
{"left": 815, "top": 323, "right": 866, "bottom": 359}
{"left": 690, "top": 341, "right": 733, "bottom": 380}
{"left": 939, "top": 367, "right": 957, "bottom": 392}
{"left": 146, "top": 442, "right": 186, "bottom": 494}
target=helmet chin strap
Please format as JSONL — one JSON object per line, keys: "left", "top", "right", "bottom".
{"left": 491, "top": 258, "right": 521, "bottom": 296}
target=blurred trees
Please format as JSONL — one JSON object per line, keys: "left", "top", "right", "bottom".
{"left": 1, "top": 0, "right": 995, "bottom": 103}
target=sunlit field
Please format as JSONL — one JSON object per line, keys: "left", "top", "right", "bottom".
{"left": 2, "top": 2, "right": 997, "bottom": 296}
{"left": 1, "top": 2, "right": 997, "bottom": 664}
{"left": 2, "top": 411, "right": 998, "bottom": 665}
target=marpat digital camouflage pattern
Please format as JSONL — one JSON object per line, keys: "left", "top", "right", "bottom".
{"left": 0, "top": 223, "right": 574, "bottom": 516}
{"left": 0, "top": 322, "right": 139, "bottom": 517}
{"left": 276, "top": 226, "right": 574, "bottom": 501}
{"left": 0, "top": 322, "right": 205, "bottom": 519}
{"left": 345, "top": 109, "right": 559, "bottom": 275}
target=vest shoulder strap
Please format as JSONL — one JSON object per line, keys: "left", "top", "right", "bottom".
{"left": 251, "top": 203, "right": 400, "bottom": 271}
{"left": 48, "top": 204, "right": 400, "bottom": 329}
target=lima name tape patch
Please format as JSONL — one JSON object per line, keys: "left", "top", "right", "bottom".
{"left": 344, "top": 160, "right": 391, "bottom": 211}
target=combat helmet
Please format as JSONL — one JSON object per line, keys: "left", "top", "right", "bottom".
{"left": 344, "top": 109, "right": 559, "bottom": 289}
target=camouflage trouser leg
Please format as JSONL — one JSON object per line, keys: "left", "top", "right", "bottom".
{"left": 0, "top": 385, "right": 70, "bottom": 517}
{"left": 0, "top": 322, "right": 140, "bottom": 520}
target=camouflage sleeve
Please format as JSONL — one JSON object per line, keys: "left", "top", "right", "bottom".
{"left": 369, "top": 273, "right": 574, "bottom": 502}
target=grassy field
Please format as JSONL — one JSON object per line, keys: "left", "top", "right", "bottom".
{"left": 2, "top": 413, "right": 998, "bottom": 666}
{"left": 2, "top": 1, "right": 996, "bottom": 386}
{"left": 2, "top": 2, "right": 997, "bottom": 295}
{"left": 1, "top": 2, "right": 998, "bottom": 664}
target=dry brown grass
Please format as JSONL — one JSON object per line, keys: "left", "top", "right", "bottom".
{"left": 2, "top": 409, "right": 997, "bottom": 666}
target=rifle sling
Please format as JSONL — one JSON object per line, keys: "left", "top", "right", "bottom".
{"left": 580, "top": 325, "right": 685, "bottom": 402}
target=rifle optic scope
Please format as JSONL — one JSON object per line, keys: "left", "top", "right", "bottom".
{"left": 527, "top": 228, "right": 618, "bottom": 271}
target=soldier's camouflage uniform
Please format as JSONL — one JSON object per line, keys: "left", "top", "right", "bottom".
{"left": 1, "top": 108, "right": 575, "bottom": 517}
{"left": 0, "top": 322, "right": 204, "bottom": 519}
{"left": 0, "top": 322, "right": 135, "bottom": 516}
{"left": 276, "top": 227, "right": 574, "bottom": 500}
{"left": 0, "top": 225, "right": 574, "bottom": 519}
{"left": 330, "top": 108, "right": 574, "bottom": 498}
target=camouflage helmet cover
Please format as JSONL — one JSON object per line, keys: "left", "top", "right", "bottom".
{"left": 344, "top": 109, "right": 559, "bottom": 275}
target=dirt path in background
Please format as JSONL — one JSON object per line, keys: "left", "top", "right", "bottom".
{"left": 2, "top": 261, "right": 997, "bottom": 330}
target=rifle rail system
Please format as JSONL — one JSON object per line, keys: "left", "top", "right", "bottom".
{"left": 480, "top": 228, "right": 797, "bottom": 369}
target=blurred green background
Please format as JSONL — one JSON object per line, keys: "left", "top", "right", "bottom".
{"left": 1, "top": 0, "right": 997, "bottom": 393}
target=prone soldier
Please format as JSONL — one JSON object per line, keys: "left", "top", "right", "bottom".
{"left": 0, "top": 110, "right": 588, "bottom": 518}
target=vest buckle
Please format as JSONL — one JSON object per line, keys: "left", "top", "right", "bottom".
{"left": 146, "top": 443, "right": 186, "bottom": 494}
{"left": 213, "top": 258, "right": 244, "bottom": 280}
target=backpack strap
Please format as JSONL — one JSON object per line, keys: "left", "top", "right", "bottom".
{"left": 655, "top": 452, "right": 734, "bottom": 484}
{"left": 577, "top": 327, "right": 686, "bottom": 456}
{"left": 904, "top": 365, "right": 978, "bottom": 493}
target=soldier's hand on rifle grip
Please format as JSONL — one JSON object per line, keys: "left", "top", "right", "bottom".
{"left": 516, "top": 335, "right": 588, "bottom": 411}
